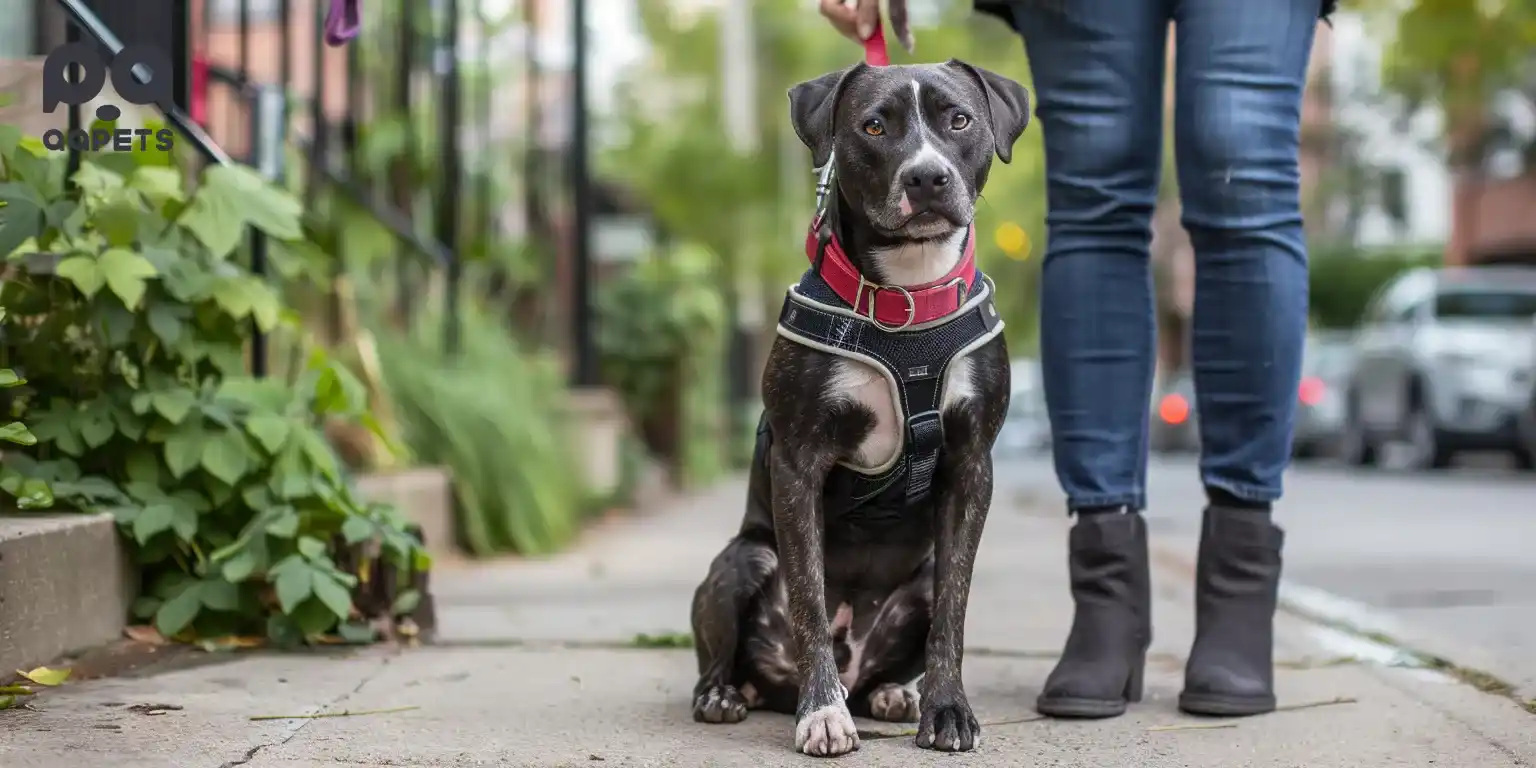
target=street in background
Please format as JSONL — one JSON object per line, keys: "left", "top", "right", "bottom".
{"left": 994, "top": 357, "right": 1051, "bottom": 457}
{"left": 1340, "top": 266, "right": 1536, "bottom": 470}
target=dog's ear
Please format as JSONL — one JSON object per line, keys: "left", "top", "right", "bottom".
{"left": 945, "top": 59, "right": 1031, "bottom": 164}
{"left": 788, "top": 64, "right": 865, "bottom": 169}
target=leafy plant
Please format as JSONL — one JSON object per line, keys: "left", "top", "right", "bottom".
{"left": 0, "top": 134, "right": 428, "bottom": 645}
{"left": 596, "top": 242, "right": 729, "bottom": 487}
{"left": 374, "top": 292, "right": 585, "bottom": 556}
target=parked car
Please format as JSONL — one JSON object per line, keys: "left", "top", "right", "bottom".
{"left": 1150, "top": 369, "right": 1199, "bottom": 453}
{"left": 1340, "top": 266, "right": 1536, "bottom": 470}
{"left": 995, "top": 358, "right": 1052, "bottom": 456}
{"left": 1292, "top": 330, "right": 1355, "bottom": 459}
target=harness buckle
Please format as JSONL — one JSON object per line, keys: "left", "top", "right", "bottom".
{"left": 855, "top": 274, "right": 916, "bottom": 332}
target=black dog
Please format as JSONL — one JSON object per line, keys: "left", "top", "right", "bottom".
{"left": 689, "top": 60, "right": 1029, "bottom": 756}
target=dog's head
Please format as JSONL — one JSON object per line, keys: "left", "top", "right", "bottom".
{"left": 789, "top": 61, "right": 1030, "bottom": 240}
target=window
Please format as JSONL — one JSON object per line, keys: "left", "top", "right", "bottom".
{"left": 1433, "top": 290, "right": 1536, "bottom": 321}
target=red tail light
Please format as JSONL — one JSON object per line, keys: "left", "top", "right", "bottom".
{"left": 1298, "top": 376, "right": 1325, "bottom": 406}
{"left": 1158, "top": 393, "right": 1190, "bottom": 425}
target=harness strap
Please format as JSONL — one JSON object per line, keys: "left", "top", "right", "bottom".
{"left": 777, "top": 276, "right": 1004, "bottom": 508}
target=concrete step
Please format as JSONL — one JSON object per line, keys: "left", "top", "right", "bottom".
{"left": 0, "top": 513, "right": 136, "bottom": 675}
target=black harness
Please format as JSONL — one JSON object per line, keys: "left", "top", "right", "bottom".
{"left": 766, "top": 163, "right": 1006, "bottom": 519}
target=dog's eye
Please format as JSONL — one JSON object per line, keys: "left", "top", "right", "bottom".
{"left": 950, "top": 113, "right": 972, "bottom": 130}
{"left": 863, "top": 119, "right": 885, "bottom": 137}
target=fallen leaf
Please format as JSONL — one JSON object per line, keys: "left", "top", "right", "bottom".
{"left": 0, "top": 695, "right": 16, "bottom": 710}
{"left": 17, "top": 666, "right": 71, "bottom": 686}
{"left": 123, "top": 625, "right": 168, "bottom": 645}
{"left": 0, "top": 685, "right": 34, "bottom": 695}
{"left": 197, "top": 636, "right": 265, "bottom": 652}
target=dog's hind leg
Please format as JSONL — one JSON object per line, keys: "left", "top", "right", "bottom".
{"left": 846, "top": 559, "right": 933, "bottom": 723}
{"left": 690, "top": 535, "right": 776, "bottom": 724}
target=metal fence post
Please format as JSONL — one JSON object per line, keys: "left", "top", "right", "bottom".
{"left": 248, "top": 84, "right": 287, "bottom": 378}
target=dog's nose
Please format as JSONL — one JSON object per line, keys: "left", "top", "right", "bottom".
{"left": 902, "top": 163, "right": 950, "bottom": 206}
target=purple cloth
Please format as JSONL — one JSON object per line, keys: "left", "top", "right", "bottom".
{"left": 324, "top": 0, "right": 361, "bottom": 47}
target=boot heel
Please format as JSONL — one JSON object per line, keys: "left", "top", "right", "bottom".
{"left": 1123, "top": 656, "right": 1145, "bottom": 703}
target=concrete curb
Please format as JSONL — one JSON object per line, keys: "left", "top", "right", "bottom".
{"left": 0, "top": 513, "right": 135, "bottom": 674}
{"left": 1150, "top": 540, "right": 1532, "bottom": 709}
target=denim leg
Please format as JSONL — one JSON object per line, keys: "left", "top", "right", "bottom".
{"left": 1010, "top": 0, "right": 1170, "bottom": 511}
{"left": 1172, "top": 0, "right": 1318, "bottom": 502}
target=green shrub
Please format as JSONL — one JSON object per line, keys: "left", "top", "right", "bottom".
{"left": 1309, "top": 243, "right": 1441, "bottom": 329}
{"left": 596, "top": 242, "right": 729, "bottom": 489}
{"left": 0, "top": 134, "right": 426, "bottom": 646}
{"left": 374, "top": 300, "right": 585, "bottom": 556}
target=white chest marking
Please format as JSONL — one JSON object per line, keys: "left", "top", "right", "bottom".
{"left": 829, "top": 354, "right": 976, "bottom": 472}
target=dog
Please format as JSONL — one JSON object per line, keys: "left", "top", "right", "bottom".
{"left": 688, "top": 59, "right": 1030, "bottom": 757}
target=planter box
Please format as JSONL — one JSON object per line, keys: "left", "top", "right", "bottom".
{"left": 0, "top": 513, "right": 136, "bottom": 674}
{"left": 353, "top": 467, "right": 457, "bottom": 562}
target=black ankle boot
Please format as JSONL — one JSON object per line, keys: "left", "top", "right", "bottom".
{"left": 1036, "top": 512, "right": 1151, "bottom": 719}
{"left": 1179, "top": 507, "right": 1284, "bottom": 716}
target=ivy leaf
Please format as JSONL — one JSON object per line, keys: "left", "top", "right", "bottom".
{"left": 199, "top": 579, "right": 240, "bottom": 611}
{"left": 202, "top": 428, "right": 252, "bottom": 485}
{"left": 299, "top": 429, "right": 340, "bottom": 480}
{"left": 211, "top": 277, "right": 254, "bottom": 319}
{"left": 0, "top": 182, "right": 44, "bottom": 259}
{"left": 168, "top": 500, "right": 200, "bottom": 542}
{"left": 98, "top": 248, "right": 159, "bottom": 310}
{"left": 128, "top": 166, "right": 185, "bottom": 205}
{"left": 297, "top": 535, "right": 327, "bottom": 560}
{"left": 341, "top": 516, "right": 375, "bottom": 545}
{"left": 133, "top": 503, "right": 175, "bottom": 544}
{"left": 54, "top": 255, "right": 105, "bottom": 298}
{"left": 179, "top": 182, "right": 246, "bottom": 259}
{"left": 0, "top": 422, "right": 37, "bottom": 445}
{"left": 311, "top": 572, "right": 353, "bottom": 621}
{"left": 155, "top": 585, "right": 204, "bottom": 637}
{"left": 272, "top": 557, "right": 314, "bottom": 615}
{"left": 163, "top": 424, "right": 205, "bottom": 479}
{"left": 14, "top": 478, "right": 54, "bottom": 509}
{"left": 221, "top": 548, "right": 259, "bottom": 583}
{"left": 152, "top": 389, "right": 197, "bottom": 424}
{"left": 95, "top": 201, "right": 141, "bottom": 247}
{"left": 77, "top": 411, "right": 116, "bottom": 449}
{"left": 264, "top": 506, "right": 300, "bottom": 538}
{"left": 207, "top": 165, "right": 304, "bottom": 240}
{"left": 146, "top": 302, "right": 186, "bottom": 346}
{"left": 244, "top": 413, "right": 292, "bottom": 454}
{"left": 0, "top": 369, "right": 22, "bottom": 387}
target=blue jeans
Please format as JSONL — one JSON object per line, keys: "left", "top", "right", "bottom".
{"left": 1010, "top": 0, "right": 1317, "bottom": 510}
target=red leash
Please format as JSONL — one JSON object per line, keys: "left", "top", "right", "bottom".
{"left": 863, "top": 20, "right": 890, "bottom": 66}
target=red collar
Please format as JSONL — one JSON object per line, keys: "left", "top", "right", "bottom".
{"left": 805, "top": 217, "right": 978, "bottom": 329}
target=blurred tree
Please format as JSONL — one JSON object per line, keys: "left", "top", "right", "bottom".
{"left": 599, "top": 0, "right": 1049, "bottom": 349}
{"left": 1369, "top": 0, "right": 1536, "bottom": 163}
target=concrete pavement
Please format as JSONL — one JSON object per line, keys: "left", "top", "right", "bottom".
{"left": 2, "top": 475, "right": 1533, "bottom": 767}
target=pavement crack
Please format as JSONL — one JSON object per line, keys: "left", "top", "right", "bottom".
{"left": 213, "top": 655, "right": 397, "bottom": 768}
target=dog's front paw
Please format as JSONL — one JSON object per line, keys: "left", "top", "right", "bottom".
{"left": 916, "top": 694, "right": 980, "bottom": 752}
{"left": 795, "top": 703, "right": 860, "bottom": 756}
{"left": 868, "top": 683, "right": 921, "bottom": 722}
{"left": 693, "top": 685, "right": 748, "bottom": 724}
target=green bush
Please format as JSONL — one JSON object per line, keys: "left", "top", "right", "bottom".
{"left": 596, "top": 242, "right": 729, "bottom": 489}
{"left": 0, "top": 133, "right": 426, "bottom": 646}
{"left": 1309, "top": 243, "right": 1441, "bottom": 329}
{"left": 374, "top": 300, "right": 586, "bottom": 556}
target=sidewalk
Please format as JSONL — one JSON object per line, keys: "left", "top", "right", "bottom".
{"left": 2, "top": 476, "right": 1534, "bottom": 767}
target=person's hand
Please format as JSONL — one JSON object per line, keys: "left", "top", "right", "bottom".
{"left": 818, "top": 0, "right": 914, "bottom": 53}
